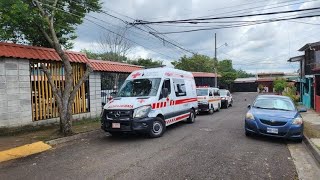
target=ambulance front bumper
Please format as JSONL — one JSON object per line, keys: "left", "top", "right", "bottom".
{"left": 101, "top": 117, "right": 156, "bottom": 133}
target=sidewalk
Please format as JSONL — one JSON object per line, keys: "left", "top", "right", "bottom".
{"left": 301, "top": 109, "right": 320, "bottom": 150}
{"left": 0, "top": 118, "right": 101, "bottom": 151}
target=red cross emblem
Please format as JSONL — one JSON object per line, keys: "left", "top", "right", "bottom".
{"left": 132, "top": 72, "right": 141, "bottom": 78}
{"left": 137, "top": 99, "right": 145, "bottom": 103}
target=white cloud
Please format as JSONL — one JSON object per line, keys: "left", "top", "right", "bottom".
{"left": 72, "top": 0, "right": 320, "bottom": 73}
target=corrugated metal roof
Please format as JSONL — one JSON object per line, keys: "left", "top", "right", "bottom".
{"left": 192, "top": 72, "right": 220, "bottom": 78}
{"left": 234, "top": 77, "right": 257, "bottom": 83}
{"left": 89, "top": 59, "right": 143, "bottom": 73}
{"left": 0, "top": 42, "right": 89, "bottom": 63}
{"left": 298, "top": 41, "right": 320, "bottom": 51}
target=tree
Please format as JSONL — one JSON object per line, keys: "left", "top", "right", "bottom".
{"left": 274, "top": 78, "right": 288, "bottom": 94}
{"left": 128, "top": 58, "right": 162, "bottom": 68}
{"left": 172, "top": 54, "right": 215, "bottom": 72}
{"left": 98, "top": 28, "right": 132, "bottom": 62}
{"left": 82, "top": 50, "right": 128, "bottom": 62}
{"left": 216, "top": 60, "right": 237, "bottom": 89}
{"left": 237, "top": 69, "right": 255, "bottom": 78}
{"left": 0, "top": 0, "right": 101, "bottom": 135}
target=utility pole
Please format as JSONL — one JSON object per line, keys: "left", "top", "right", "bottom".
{"left": 214, "top": 33, "right": 217, "bottom": 88}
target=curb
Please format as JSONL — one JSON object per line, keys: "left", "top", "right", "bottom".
{"left": 0, "top": 141, "right": 52, "bottom": 163}
{"left": 303, "top": 135, "right": 320, "bottom": 166}
{"left": 0, "top": 129, "right": 104, "bottom": 163}
{"left": 46, "top": 129, "right": 104, "bottom": 146}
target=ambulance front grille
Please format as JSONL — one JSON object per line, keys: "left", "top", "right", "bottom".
{"left": 105, "top": 110, "right": 132, "bottom": 120}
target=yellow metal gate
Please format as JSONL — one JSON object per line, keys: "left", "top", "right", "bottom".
{"left": 30, "top": 61, "right": 88, "bottom": 121}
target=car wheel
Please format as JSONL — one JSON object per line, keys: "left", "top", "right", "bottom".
{"left": 209, "top": 107, "right": 214, "bottom": 114}
{"left": 225, "top": 102, "right": 229, "bottom": 109}
{"left": 245, "top": 130, "right": 251, "bottom": 137}
{"left": 186, "top": 109, "right": 196, "bottom": 123}
{"left": 149, "top": 118, "right": 165, "bottom": 138}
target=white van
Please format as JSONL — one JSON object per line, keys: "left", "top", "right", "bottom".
{"left": 196, "top": 87, "right": 221, "bottom": 113}
{"left": 101, "top": 67, "right": 198, "bottom": 138}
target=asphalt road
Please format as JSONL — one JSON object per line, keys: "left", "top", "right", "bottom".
{"left": 0, "top": 92, "right": 298, "bottom": 180}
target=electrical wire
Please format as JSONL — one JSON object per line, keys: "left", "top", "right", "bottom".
{"left": 36, "top": 1, "right": 178, "bottom": 60}
{"left": 131, "top": 6, "right": 320, "bottom": 25}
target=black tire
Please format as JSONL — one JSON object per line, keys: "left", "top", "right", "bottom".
{"left": 209, "top": 106, "right": 214, "bottom": 114}
{"left": 216, "top": 104, "right": 220, "bottom": 112}
{"left": 245, "top": 130, "right": 251, "bottom": 137}
{"left": 186, "top": 109, "right": 196, "bottom": 123}
{"left": 109, "top": 132, "right": 123, "bottom": 137}
{"left": 149, "top": 118, "right": 166, "bottom": 138}
{"left": 225, "top": 102, "right": 229, "bottom": 109}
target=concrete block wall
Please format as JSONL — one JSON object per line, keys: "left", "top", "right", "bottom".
{"left": 0, "top": 58, "right": 102, "bottom": 128}
{"left": 89, "top": 72, "right": 102, "bottom": 118}
{"left": 0, "top": 58, "right": 33, "bottom": 128}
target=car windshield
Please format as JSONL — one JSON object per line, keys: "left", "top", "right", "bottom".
{"left": 253, "top": 98, "right": 295, "bottom": 111}
{"left": 117, "top": 78, "right": 161, "bottom": 97}
{"left": 196, "top": 89, "right": 208, "bottom": 96}
{"left": 219, "top": 90, "right": 227, "bottom": 96}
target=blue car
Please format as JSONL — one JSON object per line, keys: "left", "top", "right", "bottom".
{"left": 245, "top": 95, "right": 306, "bottom": 142}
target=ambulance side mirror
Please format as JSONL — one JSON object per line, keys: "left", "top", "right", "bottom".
{"left": 161, "top": 88, "right": 169, "bottom": 99}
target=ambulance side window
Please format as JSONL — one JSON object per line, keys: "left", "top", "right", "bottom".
{"left": 173, "top": 78, "right": 186, "bottom": 97}
{"left": 162, "top": 79, "right": 171, "bottom": 94}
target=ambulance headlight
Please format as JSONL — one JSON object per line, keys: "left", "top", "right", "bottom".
{"left": 133, "top": 105, "right": 152, "bottom": 118}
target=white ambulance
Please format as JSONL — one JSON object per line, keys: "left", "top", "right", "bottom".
{"left": 101, "top": 67, "right": 198, "bottom": 138}
{"left": 196, "top": 87, "right": 221, "bottom": 113}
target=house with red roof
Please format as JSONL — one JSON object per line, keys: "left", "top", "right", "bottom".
{"left": 0, "top": 42, "right": 142, "bottom": 128}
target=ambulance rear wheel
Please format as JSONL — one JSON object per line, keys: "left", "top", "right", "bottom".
{"left": 187, "top": 109, "right": 195, "bottom": 123}
{"left": 149, "top": 118, "right": 165, "bottom": 138}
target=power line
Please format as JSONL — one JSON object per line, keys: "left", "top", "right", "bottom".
{"left": 70, "top": 0, "right": 195, "bottom": 55}
{"left": 37, "top": 1, "right": 178, "bottom": 60}
{"left": 131, "top": 6, "right": 320, "bottom": 25}
{"left": 151, "top": 13, "right": 320, "bottom": 34}
{"left": 196, "top": 0, "right": 318, "bottom": 19}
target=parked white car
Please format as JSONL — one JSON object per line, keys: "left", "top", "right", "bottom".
{"left": 219, "top": 89, "right": 233, "bottom": 108}
{"left": 196, "top": 87, "right": 221, "bottom": 114}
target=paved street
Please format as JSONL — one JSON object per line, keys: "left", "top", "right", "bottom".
{"left": 0, "top": 92, "right": 312, "bottom": 179}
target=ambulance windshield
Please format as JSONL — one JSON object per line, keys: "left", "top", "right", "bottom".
{"left": 196, "top": 89, "right": 208, "bottom": 96}
{"left": 117, "top": 78, "right": 161, "bottom": 97}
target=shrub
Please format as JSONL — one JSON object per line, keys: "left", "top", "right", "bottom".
{"left": 274, "top": 78, "right": 287, "bottom": 94}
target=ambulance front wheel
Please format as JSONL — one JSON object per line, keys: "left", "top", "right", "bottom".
{"left": 149, "top": 118, "right": 166, "bottom": 138}
{"left": 186, "top": 109, "right": 196, "bottom": 123}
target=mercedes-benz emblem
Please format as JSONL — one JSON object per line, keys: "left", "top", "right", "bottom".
{"left": 114, "top": 111, "right": 121, "bottom": 117}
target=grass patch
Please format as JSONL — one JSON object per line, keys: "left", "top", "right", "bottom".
{"left": 304, "top": 121, "right": 320, "bottom": 139}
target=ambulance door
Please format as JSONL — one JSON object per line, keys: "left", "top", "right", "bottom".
{"left": 160, "top": 78, "right": 176, "bottom": 123}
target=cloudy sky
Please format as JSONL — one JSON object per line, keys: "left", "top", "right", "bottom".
{"left": 72, "top": 0, "right": 320, "bottom": 73}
